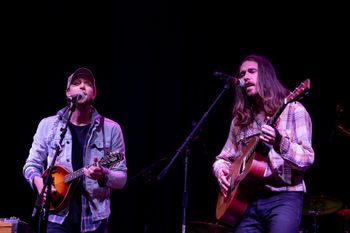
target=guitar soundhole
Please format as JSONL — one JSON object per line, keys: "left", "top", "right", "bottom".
{"left": 255, "top": 143, "right": 270, "bottom": 156}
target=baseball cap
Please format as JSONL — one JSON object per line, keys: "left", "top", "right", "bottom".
{"left": 66, "top": 67, "right": 96, "bottom": 90}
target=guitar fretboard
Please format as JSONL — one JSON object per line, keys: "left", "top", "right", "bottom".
{"left": 64, "top": 165, "right": 92, "bottom": 183}
{"left": 63, "top": 152, "right": 124, "bottom": 183}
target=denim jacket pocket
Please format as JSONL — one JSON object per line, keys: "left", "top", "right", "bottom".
{"left": 48, "top": 139, "right": 72, "bottom": 169}
{"left": 49, "top": 139, "right": 63, "bottom": 156}
{"left": 89, "top": 140, "right": 111, "bottom": 156}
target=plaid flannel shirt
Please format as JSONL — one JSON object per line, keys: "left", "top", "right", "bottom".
{"left": 213, "top": 101, "right": 314, "bottom": 192}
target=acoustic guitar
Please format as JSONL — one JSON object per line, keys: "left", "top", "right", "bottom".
{"left": 42, "top": 151, "right": 124, "bottom": 213}
{"left": 216, "top": 79, "right": 311, "bottom": 226}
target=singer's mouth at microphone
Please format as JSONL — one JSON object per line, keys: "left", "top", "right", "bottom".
{"left": 244, "top": 82, "right": 254, "bottom": 88}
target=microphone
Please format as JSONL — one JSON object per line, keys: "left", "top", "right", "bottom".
{"left": 214, "top": 71, "right": 244, "bottom": 87}
{"left": 67, "top": 92, "right": 84, "bottom": 103}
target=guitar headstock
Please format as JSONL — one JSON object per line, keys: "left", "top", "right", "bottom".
{"left": 98, "top": 151, "right": 124, "bottom": 168}
{"left": 285, "top": 79, "right": 310, "bottom": 104}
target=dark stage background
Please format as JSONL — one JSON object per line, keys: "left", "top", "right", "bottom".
{"left": 4, "top": 1, "right": 350, "bottom": 233}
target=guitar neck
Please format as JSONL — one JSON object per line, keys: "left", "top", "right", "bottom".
{"left": 62, "top": 152, "right": 123, "bottom": 184}
{"left": 267, "top": 102, "right": 287, "bottom": 127}
{"left": 246, "top": 101, "right": 287, "bottom": 159}
{"left": 64, "top": 165, "right": 92, "bottom": 183}
{"left": 267, "top": 79, "right": 310, "bottom": 126}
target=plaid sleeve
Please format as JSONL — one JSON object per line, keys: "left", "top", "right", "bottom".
{"left": 212, "top": 119, "right": 238, "bottom": 178}
{"left": 279, "top": 102, "right": 314, "bottom": 170}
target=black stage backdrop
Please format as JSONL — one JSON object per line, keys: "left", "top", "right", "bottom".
{"left": 4, "top": 1, "right": 349, "bottom": 233}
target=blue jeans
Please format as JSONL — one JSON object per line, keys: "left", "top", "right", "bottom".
{"left": 46, "top": 219, "right": 108, "bottom": 233}
{"left": 234, "top": 191, "right": 304, "bottom": 233}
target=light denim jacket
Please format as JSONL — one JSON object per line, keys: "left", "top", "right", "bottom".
{"left": 23, "top": 106, "right": 127, "bottom": 222}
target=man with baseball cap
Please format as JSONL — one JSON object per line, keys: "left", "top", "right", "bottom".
{"left": 65, "top": 67, "right": 97, "bottom": 105}
{"left": 23, "top": 67, "right": 127, "bottom": 233}
{"left": 66, "top": 67, "right": 96, "bottom": 91}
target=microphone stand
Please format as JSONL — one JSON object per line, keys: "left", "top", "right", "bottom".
{"left": 157, "top": 80, "right": 232, "bottom": 233}
{"left": 31, "top": 101, "right": 77, "bottom": 233}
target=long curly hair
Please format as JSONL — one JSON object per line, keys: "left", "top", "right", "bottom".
{"left": 232, "top": 54, "right": 290, "bottom": 127}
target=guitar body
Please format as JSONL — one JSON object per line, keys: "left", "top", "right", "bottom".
{"left": 41, "top": 151, "right": 124, "bottom": 214}
{"left": 216, "top": 136, "right": 268, "bottom": 226}
{"left": 42, "top": 165, "right": 79, "bottom": 213}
